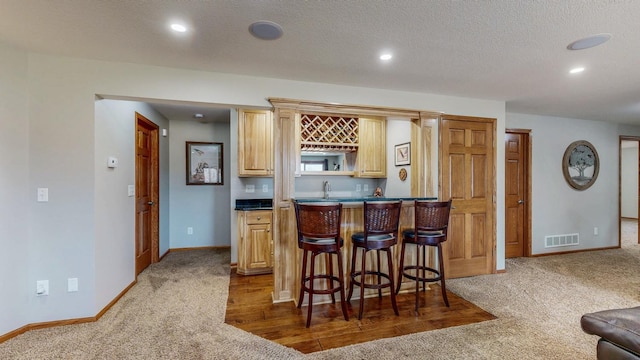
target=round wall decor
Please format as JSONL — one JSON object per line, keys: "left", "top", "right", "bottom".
{"left": 399, "top": 168, "right": 407, "bottom": 181}
{"left": 562, "top": 140, "right": 599, "bottom": 191}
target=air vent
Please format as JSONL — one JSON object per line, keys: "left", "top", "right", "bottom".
{"left": 545, "top": 233, "right": 579, "bottom": 248}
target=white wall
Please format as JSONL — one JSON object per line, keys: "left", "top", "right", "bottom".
{"left": 621, "top": 143, "right": 638, "bottom": 218}
{"left": 169, "top": 120, "right": 231, "bottom": 249}
{"left": 0, "top": 44, "right": 29, "bottom": 335}
{"left": 385, "top": 118, "right": 413, "bottom": 197}
{"left": 94, "top": 99, "right": 170, "bottom": 309}
{"left": 2, "top": 47, "right": 505, "bottom": 334}
{"left": 507, "top": 113, "right": 620, "bottom": 253}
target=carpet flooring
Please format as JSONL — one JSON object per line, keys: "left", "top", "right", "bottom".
{"left": 0, "top": 219, "right": 638, "bottom": 359}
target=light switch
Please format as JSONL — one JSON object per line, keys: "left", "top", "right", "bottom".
{"left": 68, "top": 278, "right": 78, "bottom": 292}
{"left": 128, "top": 185, "right": 135, "bottom": 197}
{"left": 246, "top": 184, "right": 255, "bottom": 193}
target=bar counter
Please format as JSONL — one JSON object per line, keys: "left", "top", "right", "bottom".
{"left": 278, "top": 197, "right": 438, "bottom": 306}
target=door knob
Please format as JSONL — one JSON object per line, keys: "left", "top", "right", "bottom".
{"left": 148, "top": 201, "right": 155, "bottom": 205}
{"left": 518, "top": 200, "right": 524, "bottom": 204}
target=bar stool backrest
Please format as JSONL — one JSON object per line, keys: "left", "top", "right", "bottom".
{"left": 414, "top": 199, "right": 452, "bottom": 234}
{"left": 294, "top": 202, "right": 343, "bottom": 248}
{"left": 363, "top": 201, "right": 402, "bottom": 243}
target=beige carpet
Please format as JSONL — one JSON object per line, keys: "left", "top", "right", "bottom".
{"left": 1, "top": 220, "right": 638, "bottom": 359}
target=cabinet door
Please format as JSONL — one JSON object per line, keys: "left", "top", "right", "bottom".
{"left": 356, "top": 117, "right": 386, "bottom": 178}
{"left": 238, "top": 109, "right": 273, "bottom": 177}
{"left": 246, "top": 223, "right": 272, "bottom": 270}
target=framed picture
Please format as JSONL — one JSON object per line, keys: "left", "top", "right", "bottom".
{"left": 186, "top": 142, "right": 223, "bottom": 185}
{"left": 562, "top": 140, "right": 599, "bottom": 191}
{"left": 395, "top": 142, "right": 411, "bottom": 166}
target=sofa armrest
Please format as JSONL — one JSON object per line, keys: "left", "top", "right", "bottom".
{"left": 581, "top": 306, "right": 640, "bottom": 356}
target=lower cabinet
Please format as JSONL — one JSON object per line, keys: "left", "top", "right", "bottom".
{"left": 237, "top": 210, "right": 273, "bottom": 275}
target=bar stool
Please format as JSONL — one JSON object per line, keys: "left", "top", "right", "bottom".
{"left": 396, "top": 199, "right": 452, "bottom": 311}
{"left": 347, "top": 201, "right": 402, "bottom": 320}
{"left": 294, "top": 201, "right": 349, "bottom": 327}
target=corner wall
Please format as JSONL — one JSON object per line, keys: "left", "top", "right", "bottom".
{"left": 507, "top": 113, "right": 620, "bottom": 253}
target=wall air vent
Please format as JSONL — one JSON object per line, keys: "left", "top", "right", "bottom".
{"left": 545, "top": 233, "right": 579, "bottom": 248}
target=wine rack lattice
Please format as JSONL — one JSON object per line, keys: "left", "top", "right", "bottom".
{"left": 300, "top": 114, "right": 359, "bottom": 152}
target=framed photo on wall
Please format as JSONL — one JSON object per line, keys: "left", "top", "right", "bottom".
{"left": 395, "top": 142, "right": 410, "bottom": 166}
{"left": 186, "top": 142, "right": 223, "bottom": 185}
{"left": 562, "top": 140, "right": 599, "bottom": 191}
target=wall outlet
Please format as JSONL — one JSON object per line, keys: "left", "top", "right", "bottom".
{"left": 356, "top": 184, "right": 361, "bottom": 192}
{"left": 36, "top": 280, "right": 49, "bottom": 296}
{"left": 262, "top": 184, "right": 268, "bottom": 192}
{"left": 363, "top": 184, "right": 369, "bottom": 192}
{"left": 594, "top": 227, "right": 598, "bottom": 235}
{"left": 245, "top": 184, "right": 255, "bottom": 193}
{"left": 187, "top": 227, "right": 193, "bottom": 235}
{"left": 37, "top": 188, "right": 48, "bottom": 202}
{"left": 68, "top": 278, "right": 78, "bottom": 292}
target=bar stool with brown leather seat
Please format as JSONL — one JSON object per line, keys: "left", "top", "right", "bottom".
{"left": 396, "top": 199, "right": 452, "bottom": 312}
{"left": 347, "top": 200, "right": 402, "bottom": 320}
{"left": 294, "top": 201, "right": 349, "bottom": 327}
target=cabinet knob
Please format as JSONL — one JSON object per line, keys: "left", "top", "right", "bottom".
{"left": 257, "top": 217, "right": 261, "bottom": 220}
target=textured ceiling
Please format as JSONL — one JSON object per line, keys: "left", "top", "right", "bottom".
{"left": 2, "top": 0, "right": 640, "bottom": 124}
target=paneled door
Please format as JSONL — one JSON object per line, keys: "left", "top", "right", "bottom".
{"left": 135, "top": 113, "right": 159, "bottom": 276}
{"left": 440, "top": 115, "right": 496, "bottom": 278}
{"left": 505, "top": 130, "right": 530, "bottom": 258}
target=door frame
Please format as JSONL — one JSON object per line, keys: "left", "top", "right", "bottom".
{"left": 619, "top": 136, "right": 640, "bottom": 246}
{"left": 505, "top": 129, "right": 532, "bottom": 257}
{"left": 135, "top": 112, "right": 160, "bottom": 274}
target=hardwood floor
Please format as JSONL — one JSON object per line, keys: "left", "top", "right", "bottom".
{"left": 225, "top": 270, "right": 496, "bottom": 354}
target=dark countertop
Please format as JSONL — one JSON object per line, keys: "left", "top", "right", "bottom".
{"left": 235, "top": 198, "right": 273, "bottom": 211}
{"left": 293, "top": 196, "right": 438, "bottom": 203}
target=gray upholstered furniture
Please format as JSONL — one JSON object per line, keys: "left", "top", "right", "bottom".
{"left": 581, "top": 306, "right": 640, "bottom": 359}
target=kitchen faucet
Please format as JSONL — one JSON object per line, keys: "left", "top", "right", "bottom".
{"left": 323, "top": 180, "right": 331, "bottom": 199}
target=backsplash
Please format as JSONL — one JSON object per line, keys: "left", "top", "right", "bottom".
{"left": 294, "top": 175, "right": 384, "bottom": 198}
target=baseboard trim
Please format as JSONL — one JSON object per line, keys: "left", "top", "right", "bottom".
{"left": 0, "top": 247, "right": 232, "bottom": 344}
{"left": 532, "top": 245, "right": 619, "bottom": 257}
{"left": 0, "top": 279, "right": 136, "bottom": 345}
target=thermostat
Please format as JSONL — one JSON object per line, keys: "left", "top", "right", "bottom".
{"left": 107, "top": 156, "right": 119, "bottom": 168}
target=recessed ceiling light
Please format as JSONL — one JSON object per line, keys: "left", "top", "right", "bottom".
{"left": 567, "top": 33, "right": 611, "bottom": 50}
{"left": 171, "top": 23, "right": 187, "bottom": 33}
{"left": 380, "top": 53, "right": 393, "bottom": 61}
{"left": 570, "top": 67, "right": 585, "bottom": 74}
{"left": 249, "top": 21, "right": 283, "bottom": 40}
{"left": 194, "top": 113, "right": 204, "bottom": 119}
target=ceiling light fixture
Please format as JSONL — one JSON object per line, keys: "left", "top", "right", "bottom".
{"left": 194, "top": 113, "right": 204, "bottom": 119}
{"left": 570, "top": 67, "right": 585, "bottom": 74}
{"left": 249, "top": 21, "right": 283, "bottom": 40}
{"left": 380, "top": 53, "right": 393, "bottom": 61}
{"left": 170, "top": 24, "right": 187, "bottom": 33}
{"left": 567, "top": 33, "right": 612, "bottom": 50}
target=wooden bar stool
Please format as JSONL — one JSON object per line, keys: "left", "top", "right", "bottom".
{"left": 347, "top": 201, "right": 402, "bottom": 320}
{"left": 294, "top": 201, "right": 349, "bottom": 327}
{"left": 396, "top": 199, "right": 452, "bottom": 311}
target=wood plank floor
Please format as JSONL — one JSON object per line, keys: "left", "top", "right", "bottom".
{"left": 225, "top": 270, "right": 496, "bottom": 354}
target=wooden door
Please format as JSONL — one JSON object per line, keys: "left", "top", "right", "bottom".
{"left": 505, "top": 131, "right": 530, "bottom": 258}
{"left": 135, "top": 113, "right": 159, "bottom": 276}
{"left": 440, "top": 115, "right": 495, "bottom": 278}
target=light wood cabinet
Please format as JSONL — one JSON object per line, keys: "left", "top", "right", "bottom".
{"left": 237, "top": 210, "right": 273, "bottom": 275}
{"left": 355, "top": 116, "right": 386, "bottom": 178}
{"left": 238, "top": 109, "right": 273, "bottom": 177}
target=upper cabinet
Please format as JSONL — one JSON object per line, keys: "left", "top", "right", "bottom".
{"left": 238, "top": 109, "right": 273, "bottom": 177}
{"left": 355, "top": 116, "right": 386, "bottom": 178}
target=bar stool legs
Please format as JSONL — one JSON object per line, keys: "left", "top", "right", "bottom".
{"left": 298, "top": 249, "right": 349, "bottom": 328}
